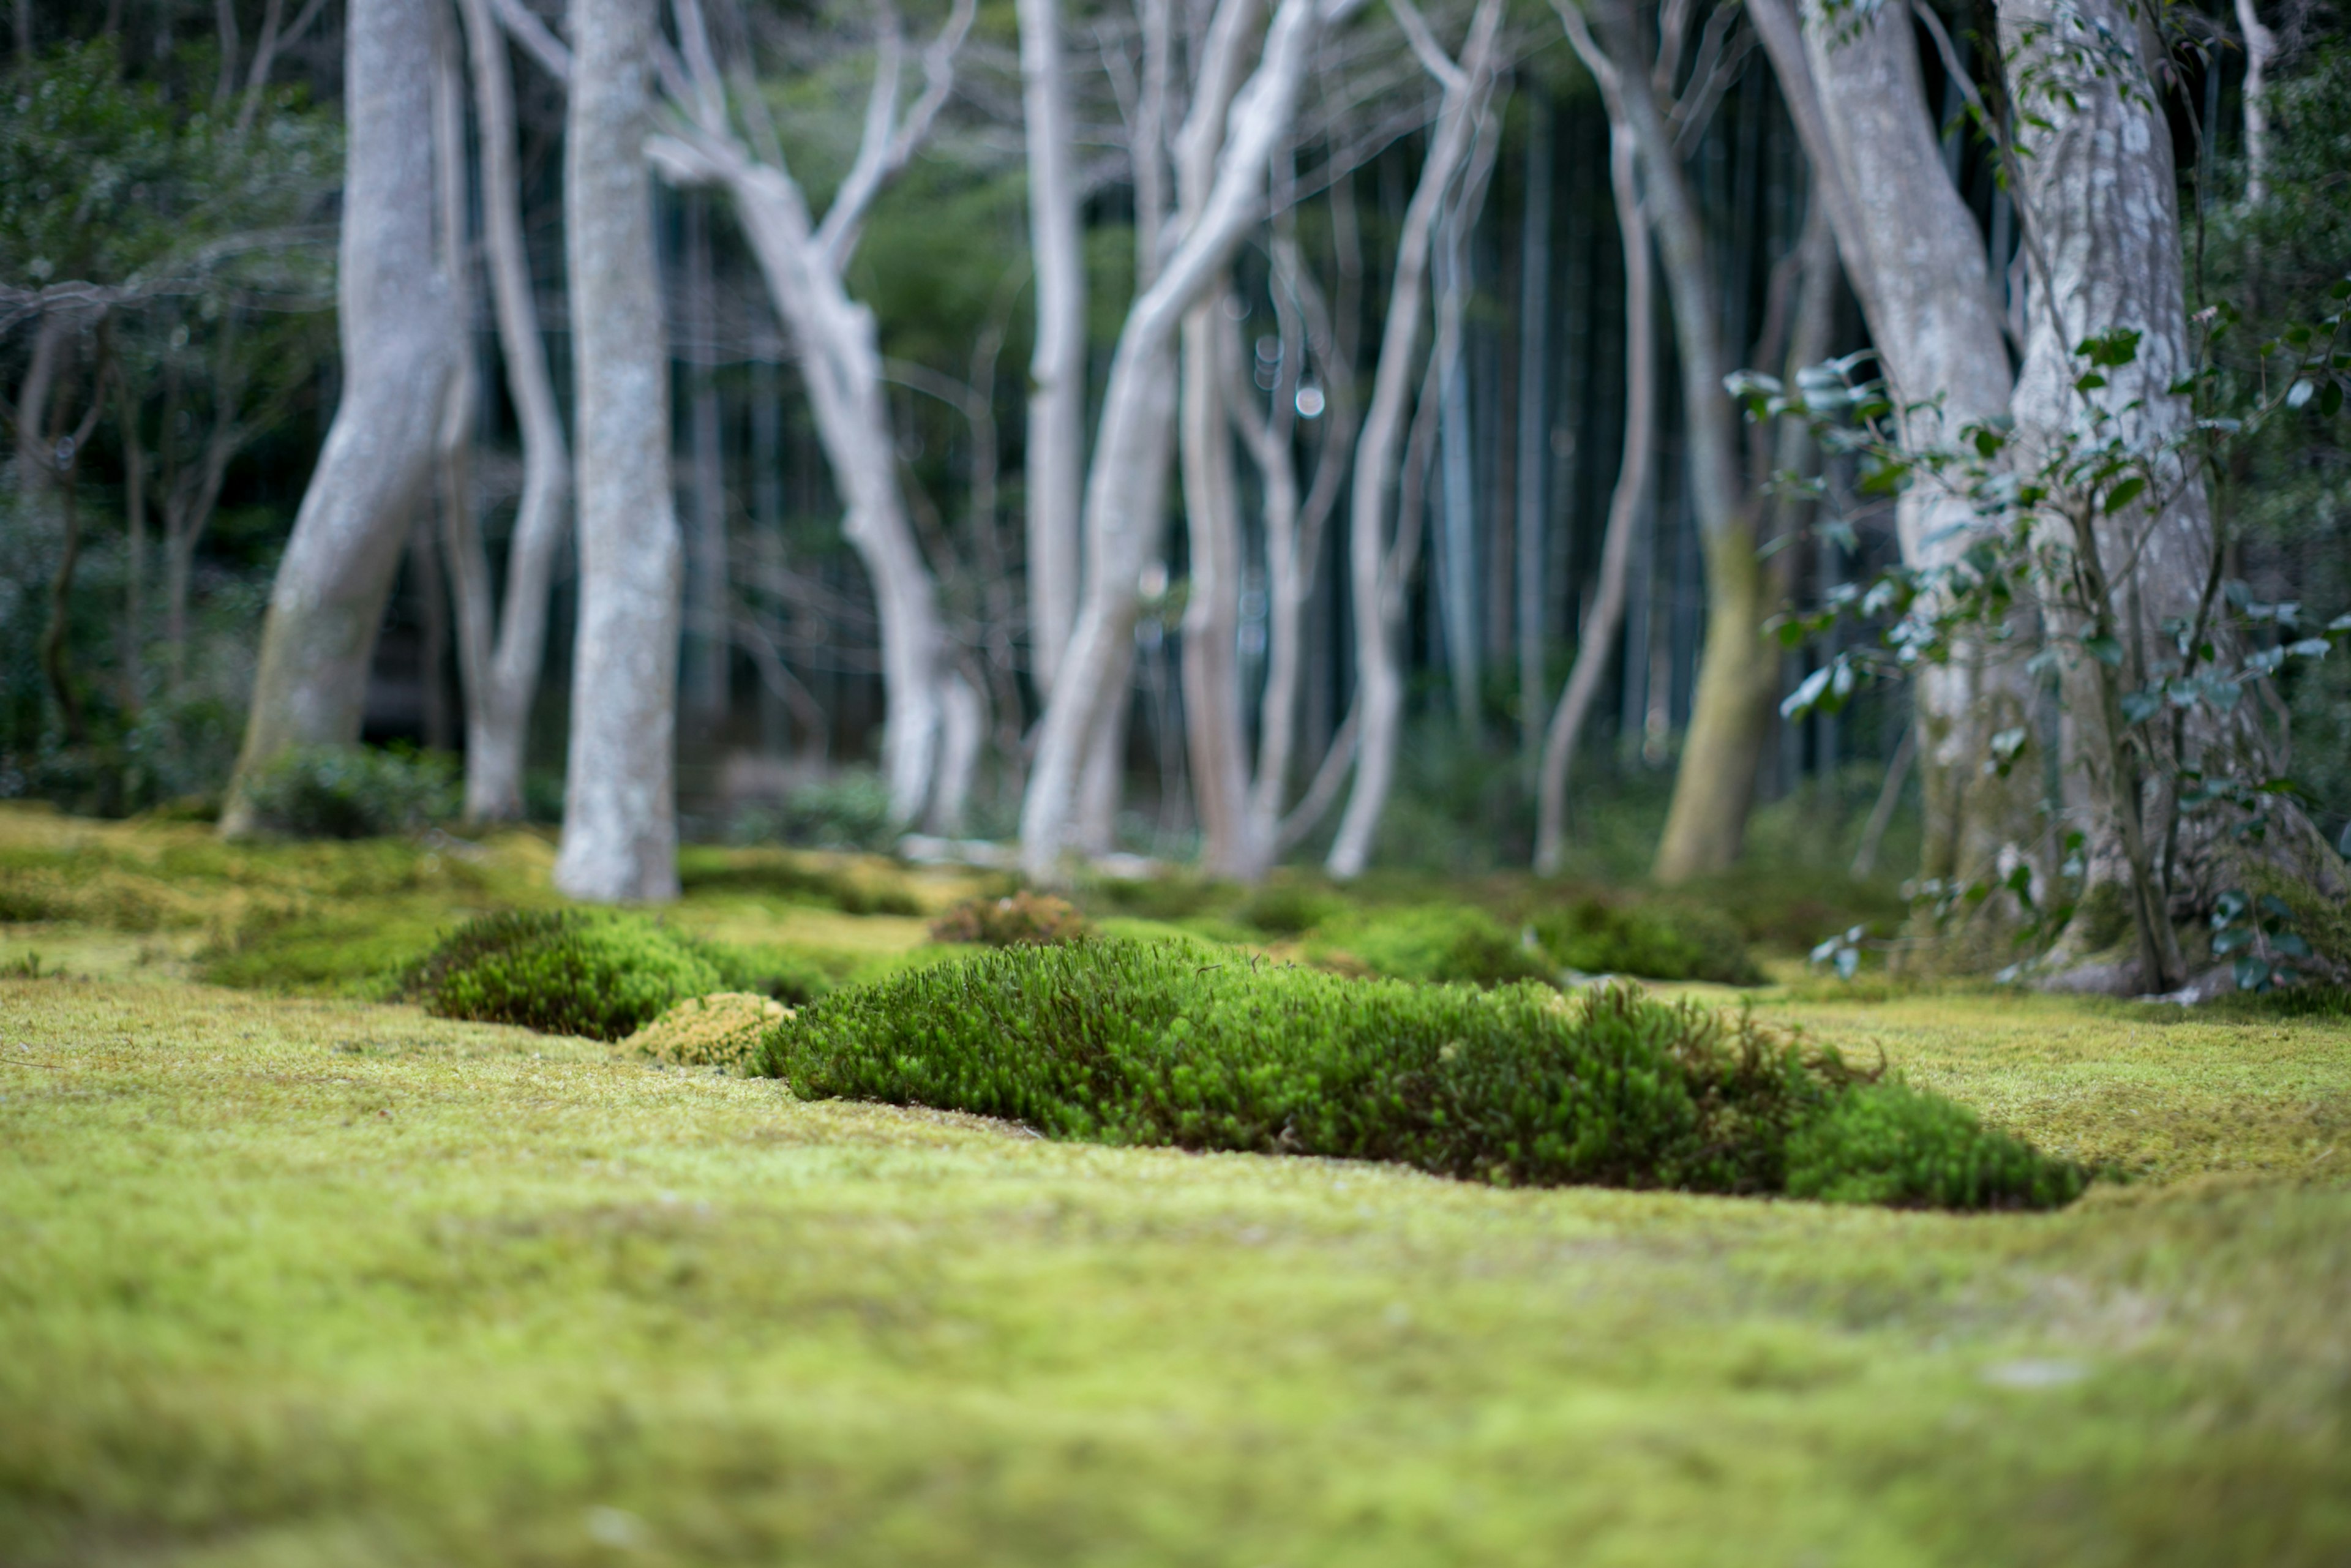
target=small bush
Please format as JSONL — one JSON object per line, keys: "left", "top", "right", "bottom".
{"left": 678, "top": 847, "right": 923, "bottom": 916}
{"left": 930, "top": 891, "right": 1089, "bottom": 947}
{"left": 1785, "top": 1082, "right": 2087, "bottom": 1209}
{"left": 756, "top": 940, "right": 2084, "bottom": 1210}
{"left": 739, "top": 771, "right": 899, "bottom": 852}
{"left": 1529, "top": 898, "right": 1763, "bottom": 986}
{"left": 1235, "top": 880, "right": 1346, "bottom": 936}
{"left": 1308, "top": 904, "right": 1555, "bottom": 988}
{"left": 243, "top": 746, "right": 459, "bottom": 839}
{"left": 410, "top": 910, "right": 826, "bottom": 1040}
{"left": 624, "top": 992, "right": 790, "bottom": 1074}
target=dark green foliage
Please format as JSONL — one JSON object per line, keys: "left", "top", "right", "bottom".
{"left": 1311, "top": 904, "right": 1557, "bottom": 987}
{"left": 1529, "top": 899, "right": 1763, "bottom": 985}
{"left": 1785, "top": 1083, "right": 2088, "bottom": 1209}
{"left": 241, "top": 746, "right": 459, "bottom": 840}
{"left": 410, "top": 910, "right": 826, "bottom": 1040}
{"left": 1235, "top": 880, "right": 1347, "bottom": 936}
{"left": 757, "top": 940, "right": 2083, "bottom": 1209}
{"left": 676, "top": 847, "right": 923, "bottom": 915}
{"left": 929, "top": 891, "right": 1089, "bottom": 947}
{"left": 733, "top": 772, "right": 901, "bottom": 852}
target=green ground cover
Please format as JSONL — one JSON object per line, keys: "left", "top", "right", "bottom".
{"left": 2, "top": 804, "right": 2348, "bottom": 1563}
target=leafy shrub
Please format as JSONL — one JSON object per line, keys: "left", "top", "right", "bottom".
{"left": 756, "top": 940, "right": 2084, "bottom": 1209}
{"left": 1528, "top": 898, "right": 1763, "bottom": 986}
{"left": 242, "top": 745, "right": 458, "bottom": 839}
{"left": 930, "top": 891, "right": 1089, "bottom": 947}
{"left": 678, "top": 846, "right": 923, "bottom": 915}
{"left": 1308, "top": 904, "right": 1554, "bottom": 988}
{"left": 1785, "top": 1082, "right": 2087, "bottom": 1209}
{"left": 410, "top": 910, "right": 826, "bottom": 1040}
{"left": 624, "top": 991, "right": 791, "bottom": 1074}
{"left": 741, "top": 771, "right": 899, "bottom": 851}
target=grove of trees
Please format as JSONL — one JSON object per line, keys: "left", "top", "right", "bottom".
{"left": 5, "top": 0, "right": 2347, "bottom": 991}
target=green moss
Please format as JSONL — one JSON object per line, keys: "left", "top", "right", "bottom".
{"left": 1528, "top": 897, "right": 1763, "bottom": 985}
{"left": 1787, "top": 1081, "right": 2088, "bottom": 1208}
{"left": 1307, "top": 903, "right": 1556, "bottom": 987}
{"left": 409, "top": 910, "right": 828, "bottom": 1041}
{"left": 759, "top": 940, "right": 2081, "bottom": 1209}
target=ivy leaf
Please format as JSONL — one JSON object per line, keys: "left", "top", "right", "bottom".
{"left": 2271, "top": 931, "right": 2314, "bottom": 960}
{"left": 2233, "top": 955, "right": 2273, "bottom": 992}
{"left": 2085, "top": 635, "right": 2125, "bottom": 667}
{"left": 2119, "top": 688, "right": 2164, "bottom": 724}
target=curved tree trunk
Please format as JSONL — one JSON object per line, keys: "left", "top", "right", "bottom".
{"left": 1749, "top": 0, "right": 2042, "bottom": 951}
{"left": 553, "top": 0, "right": 681, "bottom": 901}
{"left": 1535, "top": 98, "right": 1651, "bottom": 874}
{"left": 1180, "top": 287, "right": 1253, "bottom": 875}
{"left": 1019, "top": 0, "right": 1340, "bottom": 883}
{"left": 1325, "top": 0, "right": 1504, "bottom": 879}
{"left": 1018, "top": 0, "right": 1086, "bottom": 696}
{"left": 222, "top": 0, "right": 457, "bottom": 836}
{"left": 452, "top": 0, "right": 570, "bottom": 823}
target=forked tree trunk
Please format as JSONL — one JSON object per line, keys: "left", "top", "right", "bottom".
{"left": 1749, "top": 0, "right": 2042, "bottom": 950}
{"left": 1018, "top": 0, "right": 1086, "bottom": 694}
{"left": 1324, "top": 0, "right": 1503, "bottom": 879}
{"left": 1020, "top": 0, "right": 1344, "bottom": 883}
{"left": 553, "top": 0, "right": 682, "bottom": 901}
{"left": 452, "top": 0, "right": 571, "bottom": 822}
{"left": 222, "top": 0, "right": 457, "bottom": 836}
{"left": 1535, "top": 91, "right": 1651, "bottom": 874}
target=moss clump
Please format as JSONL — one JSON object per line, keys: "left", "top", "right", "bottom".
{"left": 929, "top": 891, "right": 1089, "bottom": 947}
{"left": 241, "top": 745, "right": 460, "bottom": 839}
{"left": 410, "top": 911, "right": 827, "bottom": 1041}
{"left": 758, "top": 940, "right": 2083, "bottom": 1209}
{"left": 623, "top": 991, "right": 790, "bottom": 1074}
{"left": 1307, "top": 904, "right": 1556, "bottom": 988}
{"left": 1528, "top": 898, "right": 1763, "bottom": 986}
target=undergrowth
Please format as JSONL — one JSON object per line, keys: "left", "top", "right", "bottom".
{"left": 410, "top": 910, "right": 828, "bottom": 1041}
{"left": 758, "top": 940, "right": 2085, "bottom": 1209}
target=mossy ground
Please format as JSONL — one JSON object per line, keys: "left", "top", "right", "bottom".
{"left": 2, "top": 804, "right": 2348, "bottom": 1563}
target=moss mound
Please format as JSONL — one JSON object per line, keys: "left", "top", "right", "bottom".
{"left": 1529, "top": 898, "right": 1763, "bottom": 986}
{"left": 929, "top": 891, "right": 1090, "bottom": 947}
{"left": 1307, "top": 904, "right": 1556, "bottom": 988}
{"left": 624, "top": 991, "right": 791, "bottom": 1074}
{"left": 411, "top": 910, "right": 826, "bottom": 1041}
{"left": 759, "top": 940, "right": 2083, "bottom": 1209}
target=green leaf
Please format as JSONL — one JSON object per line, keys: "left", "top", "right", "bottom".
{"left": 2085, "top": 636, "right": 2124, "bottom": 667}
{"left": 2101, "top": 475, "right": 2147, "bottom": 513}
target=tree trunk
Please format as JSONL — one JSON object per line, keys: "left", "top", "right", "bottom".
{"left": 1179, "top": 289, "right": 1253, "bottom": 874}
{"left": 453, "top": 0, "right": 570, "bottom": 822}
{"left": 1020, "top": 0, "right": 1338, "bottom": 883}
{"left": 1018, "top": 0, "right": 1086, "bottom": 695}
{"left": 223, "top": 0, "right": 457, "bottom": 836}
{"left": 1325, "top": 0, "right": 1505, "bottom": 879}
{"left": 1515, "top": 87, "right": 1552, "bottom": 771}
{"left": 553, "top": 0, "right": 681, "bottom": 901}
{"left": 1535, "top": 96, "right": 1650, "bottom": 874}
{"left": 683, "top": 195, "right": 729, "bottom": 729}
{"left": 1436, "top": 203, "right": 1479, "bottom": 737}
{"left": 1750, "top": 0, "right": 2042, "bottom": 939}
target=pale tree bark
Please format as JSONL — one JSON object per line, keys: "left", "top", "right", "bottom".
{"left": 644, "top": 0, "right": 973, "bottom": 828}
{"left": 1535, "top": 80, "right": 1651, "bottom": 874}
{"left": 222, "top": 0, "right": 457, "bottom": 836}
{"left": 683, "top": 194, "right": 728, "bottom": 727}
{"left": 553, "top": 0, "right": 683, "bottom": 901}
{"left": 1749, "top": 0, "right": 2042, "bottom": 947}
{"left": 1560, "top": 0, "right": 1763, "bottom": 885}
{"left": 2235, "top": 0, "right": 2274, "bottom": 205}
{"left": 430, "top": 2, "right": 481, "bottom": 762}
{"left": 1020, "top": 0, "right": 1359, "bottom": 883}
{"left": 452, "top": 0, "right": 571, "bottom": 822}
{"left": 1325, "top": 0, "right": 1504, "bottom": 879}
{"left": 1018, "top": 0, "right": 1086, "bottom": 696}
{"left": 1996, "top": 0, "right": 2291, "bottom": 989}
{"left": 1174, "top": 0, "right": 1275, "bottom": 879}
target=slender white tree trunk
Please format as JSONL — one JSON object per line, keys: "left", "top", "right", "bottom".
{"left": 222, "top": 0, "right": 457, "bottom": 836}
{"left": 1020, "top": 0, "right": 1349, "bottom": 883}
{"left": 1180, "top": 289, "right": 1253, "bottom": 874}
{"left": 453, "top": 0, "right": 570, "bottom": 822}
{"left": 1535, "top": 97, "right": 1651, "bottom": 874}
{"left": 1018, "top": 0, "right": 1086, "bottom": 695}
{"left": 1749, "top": 0, "right": 2041, "bottom": 926}
{"left": 1325, "top": 0, "right": 1505, "bottom": 879}
{"left": 1515, "top": 89, "right": 1552, "bottom": 771}
{"left": 554, "top": 0, "right": 682, "bottom": 901}
{"left": 2235, "top": 0, "right": 2274, "bottom": 205}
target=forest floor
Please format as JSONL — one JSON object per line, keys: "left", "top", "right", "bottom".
{"left": 3, "top": 803, "right": 2349, "bottom": 1565}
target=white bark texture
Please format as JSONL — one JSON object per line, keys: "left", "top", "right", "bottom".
{"left": 454, "top": 0, "right": 571, "bottom": 822}
{"left": 1748, "top": 0, "right": 2043, "bottom": 928}
{"left": 2235, "top": 0, "right": 2274, "bottom": 204}
{"left": 1019, "top": 0, "right": 1349, "bottom": 883}
{"left": 1323, "top": 0, "right": 1502, "bottom": 879}
{"left": 648, "top": 0, "right": 970, "bottom": 828}
{"left": 553, "top": 0, "right": 683, "bottom": 901}
{"left": 1018, "top": 0, "right": 1086, "bottom": 694}
{"left": 222, "top": 0, "right": 457, "bottom": 836}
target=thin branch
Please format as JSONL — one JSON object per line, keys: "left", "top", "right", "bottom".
{"left": 490, "top": 0, "right": 572, "bottom": 81}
